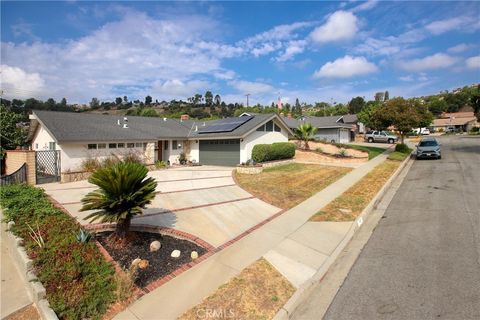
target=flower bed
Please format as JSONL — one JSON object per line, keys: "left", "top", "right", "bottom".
{"left": 0, "top": 184, "right": 116, "bottom": 320}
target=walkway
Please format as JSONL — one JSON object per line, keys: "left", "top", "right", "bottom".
{"left": 114, "top": 152, "right": 392, "bottom": 320}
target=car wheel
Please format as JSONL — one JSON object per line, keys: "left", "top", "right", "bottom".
{"left": 388, "top": 138, "right": 394, "bottom": 144}
{"left": 438, "top": 155, "right": 442, "bottom": 160}
{"left": 368, "top": 138, "right": 374, "bottom": 143}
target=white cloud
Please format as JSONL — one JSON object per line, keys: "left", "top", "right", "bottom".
{"left": 399, "top": 75, "right": 414, "bottom": 82}
{"left": 447, "top": 43, "right": 473, "bottom": 53}
{"left": 0, "top": 64, "right": 45, "bottom": 99}
{"left": 313, "top": 55, "right": 378, "bottom": 78}
{"left": 275, "top": 40, "right": 307, "bottom": 62}
{"left": 310, "top": 11, "right": 358, "bottom": 44}
{"left": 426, "top": 17, "right": 466, "bottom": 35}
{"left": 228, "top": 80, "right": 274, "bottom": 94}
{"left": 466, "top": 56, "right": 480, "bottom": 69}
{"left": 350, "top": 0, "right": 379, "bottom": 13}
{"left": 150, "top": 79, "right": 212, "bottom": 97}
{"left": 398, "top": 53, "right": 458, "bottom": 72}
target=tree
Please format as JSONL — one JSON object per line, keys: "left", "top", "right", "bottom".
{"left": 205, "top": 91, "right": 213, "bottom": 107}
{"left": 357, "top": 101, "right": 381, "bottom": 129}
{"left": 374, "top": 92, "right": 385, "bottom": 102}
{"left": 0, "top": 104, "right": 27, "bottom": 150}
{"left": 46, "top": 98, "right": 56, "bottom": 109}
{"left": 214, "top": 94, "right": 221, "bottom": 106}
{"left": 90, "top": 97, "right": 100, "bottom": 109}
{"left": 115, "top": 97, "right": 123, "bottom": 105}
{"left": 348, "top": 96, "right": 366, "bottom": 114}
{"left": 60, "top": 98, "right": 67, "bottom": 106}
{"left": 296, "top": 123, "right": 317, "bottom": 150}
{"left": 371, "top": 97, "right": 433, "bottom": 143}
{"left": 145, "top": 95, "right": 152, "bottom": 106}
{"left": 139, "top": 108, "right": 158, "bottom": 117}
{"left": 471, "top": 84, "right": 480, "bottom": 121}
{"left": 384, "top": 91, "right": 389, "bottom": 101}
{"left": 81, "top": 162, "right": 157, "bottom": 239}
{"left": 426, "top": 97, "right": 447, "bottom": 116}
{"left": 123, "top": 96, "right": 128, "bottom": 103}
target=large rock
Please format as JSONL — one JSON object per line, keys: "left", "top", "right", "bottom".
{"left": 191, "top": 251, "right": 199, "bottom": 260}
{"left": 131, "top": 258, "right": 142, "bottom": 267}
{"left": 150, "top": 240, "right": 161, "bottom": 252}
{"left": 171, "top": 250, "right": 181, "bottom": 258}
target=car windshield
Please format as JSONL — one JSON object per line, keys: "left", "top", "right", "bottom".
{"left": 419, "top": 140, "right": 438, "bottom": 147}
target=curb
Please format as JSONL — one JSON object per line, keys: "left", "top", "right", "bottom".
{"left": 273, "top": 153, "right": 413, "bottom": 319}
{"left": 1, "top": 215, "right": 59, "bottom": 320}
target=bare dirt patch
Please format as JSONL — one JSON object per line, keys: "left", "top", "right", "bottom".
{"left": 292, "top": 140, "right": 368, "bottom": 158}
{"left": 4, "top": 304, "right": 40, "bottom": 320}
{"left": 310, "top": 160, "right": 400, "bottom": 222}
{"left": 179, "top": 258, "right": 295, "bottom": 320}
{"left": 235, "top": 163, "right": 351, "bottom": 209}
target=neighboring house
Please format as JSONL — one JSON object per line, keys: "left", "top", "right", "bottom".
{"left": 282, "top": 114, "right": 354, "bottom": 143}
{"left": 28, "top": 110, "right": 293, "bottom": 170}
{"left": 431, "top": 111, "right": 478, "bottom": 132}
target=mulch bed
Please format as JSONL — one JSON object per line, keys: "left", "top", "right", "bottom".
{"left": 97, "top": 231, "right": 206, "bottom": 288}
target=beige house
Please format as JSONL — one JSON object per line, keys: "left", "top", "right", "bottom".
{"left": 432, "top": 111, "right": 478, "bottom": 132}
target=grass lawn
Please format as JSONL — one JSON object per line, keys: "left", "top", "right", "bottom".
{"left": 345, "top": 144, "right": 386, "bottom": 160}
{"left": 388, "top": 151, "right": 411, "bottom": 161}
{"left": 310, "top": 160, "right": 400, "bottom": 222}
{"left": 235, "top": 163, "right": 351, "bottom": 209}
{"left": 179, "top": 258, "right": 295, "bottom": 320}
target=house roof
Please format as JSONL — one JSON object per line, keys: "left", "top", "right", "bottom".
{"left": 342, "top": 114, "right": 358, "bottom": 123}
{"left": 282, "top": 115, "right": 353, "bottom": 130}
{"left": 432, "top": 117, "right": 477, "bottom": 127}
{"left": 439, "top": 111, "right": 475, "bottom": 119}
{"left": 28, "top": 110, "right": 293, "bottom": 143}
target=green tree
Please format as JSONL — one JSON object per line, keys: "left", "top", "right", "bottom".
{"left": 123, "top": 96, "right": 128, "bottom": 103}
{"left": 357, "top": 101, "right": 381, "bottom": 129}
{"left": 296, "top": 123, "right": 317, "bottom": 150}
{"left": 205, "top": 91, "right": 213, "bottom": 107}
{"left": 348, "top": 96, "right": 366, "bottom": 114}
{"left": 81, "top": 162, "right": 157, "bottom": 239}
{"left": 90, "top": 97, "right": 100, "bottom": 109}
{"left": 214, "top": 94, "right": 221, "bottom": 106}
{"left": 470, "top": 85, "right": 480, "bottom": 120}
{"left": 426, "top": 97, "right": 447, "bottom": 116}
{"left": 145, "top": 95, "right": 152, "bottom": 106}
{"left": 139, "top": 108, "right": 158, "bottom": 117}
{"left": 384, "top": 91, "right": 389, "bottom": 101}
{"left": 0, "top": 104, "right": 27, "bottom": 150}
{"left": 60, "top": 98, "right": 67, "bottom": 107}
{"left": 115, "top": 97, "right": 123, "bottom": 105}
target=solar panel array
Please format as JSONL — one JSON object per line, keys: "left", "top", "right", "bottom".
{"left": 198, "top": 116, "right": 254, "bottom": 134}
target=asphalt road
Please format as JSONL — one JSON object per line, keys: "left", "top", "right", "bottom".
{"left": 298, "top": 136, "right": 480, "bottom": 320}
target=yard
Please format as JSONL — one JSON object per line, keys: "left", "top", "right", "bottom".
{"left": 235, "top": 163, "right": 351, "bottom": 209}
{"left": 343, "top": 144, "right": 386, "bottom": 160}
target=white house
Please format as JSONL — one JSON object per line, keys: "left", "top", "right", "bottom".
{"left": 27, "top": 110, "right": 293, "bottom": 172}
{"left": 282, "top": 115, "right": 354, "bottom": 144}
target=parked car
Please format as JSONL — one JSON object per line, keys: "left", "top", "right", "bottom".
{"left": 416, "top": 137, "right": 441, "bottom": 160}
{"left": 364, "top": 131, "right": 398, "bottom": 144}
{"left": 413, "top": 127, "right": 431, "bottom": 135}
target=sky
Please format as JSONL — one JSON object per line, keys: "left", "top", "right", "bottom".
{"left": 1, "top": 1, "right": 479, "bottom": 106}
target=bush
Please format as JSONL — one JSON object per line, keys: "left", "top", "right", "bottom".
{"left": 155, "top": 160, "right": 167, "bottom": 168}
{"left": 470, "top": 127, "right": 479, "bottom": 133}
{"left": 252, "top": 142, "right": 295, "bottom": 163}
{"left": 0, "top": 184, "right": 116, "bottom": 320}
{"left": 395, "top": 143, "right": 411, "bottom": 154}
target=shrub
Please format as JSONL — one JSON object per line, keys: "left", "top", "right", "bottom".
{"left": 470, "top": 127, "right": 479, "bottom": 133}
{"left": 337, "top": 148, "right": 348, "bottom": 157}
{"left": 252, "top": 142, "right": 295, "bottom": 163}
{"left": 123, "top": 152, "right": 143, "bottom": 164}
{"left": 395, "top": 143, "right": 411, "bottom": 154}
{"left": 155, "top": 160, "right": 167, "bottom": 168}
{"left": 81, "top": 158, "right": 101, "bottom": 172}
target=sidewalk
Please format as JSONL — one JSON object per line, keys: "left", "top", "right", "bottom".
{"left": 115, "top": 152, "right": 391, "bottom": 320}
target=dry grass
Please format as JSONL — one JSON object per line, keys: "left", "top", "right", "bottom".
{"left": 310, "top": 160, "right": 400, "bottom": 222}
{"left": 235, "top": 163, "right": 351, "bottom": 209}
{"left": 4, "top": 304, "right": 40, "bottom": 320}
{"left": 180, "top": 258, "right": 295, "bottom": 320}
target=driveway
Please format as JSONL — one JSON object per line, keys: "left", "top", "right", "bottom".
{"left": 42, "top": 166, "right": 281, "bottom": 248}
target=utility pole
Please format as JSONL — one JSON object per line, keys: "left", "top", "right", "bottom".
{"left": 245, "top": 93, "right": 250, "bottom": 107}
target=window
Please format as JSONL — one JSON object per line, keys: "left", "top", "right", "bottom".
{"left": 127, "top": 143, "right": 135, "bottom": 148}
{"left": 35, "top": 143, "right": 38, "bottom": 149}
{"left": 164, "top": 141, "right": 169, "bottom": 150}
{"left": 173, "top": 140, "right": 178, "bottom": 150}
{"left": 87, "top": 144, "right": 97, "bottom": 150}
{"left": 109, "top": 143, "right": 117, "bottom": 149}
{"left": 265, "top": 120, "right": 274, "bottom": 131}
{"left": 98, "top": 143, "right": 106, "bottom": 149}
{"left": 117, "top": 143, "right": 125, "bottom": 148}
{"left": 49, "top": 142, "right": 56, "bottom": 150}
{"left": 274, "top": 124, "right": 281, "bottom": 132}
{"left": 256, "top": 124, "right": 265, "bottom": 132}
{"left": 135, "top": 142, "right": 143, "bottom": 148}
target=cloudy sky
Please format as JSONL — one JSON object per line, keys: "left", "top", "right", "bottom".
{"left": 1, "top": 1, "right": 479, "bottom": 105}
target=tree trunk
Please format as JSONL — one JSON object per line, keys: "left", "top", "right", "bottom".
{"left": 115, "top": 217, "right": 131, "bottom": 238}
{"left": 401, "top": 133, "right": 405, "bottom": 144}
{"left": 305, "top": 139, "right": 310, "bottom": 150}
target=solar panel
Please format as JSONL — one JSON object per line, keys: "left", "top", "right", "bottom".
{"left": 198, "top": 116, "right": 254, "bottom": 134}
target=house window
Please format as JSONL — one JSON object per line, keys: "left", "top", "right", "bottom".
{"left": 265, "top": 120, "right": 273, "bottom": 131}
{"left": 164, "top": 141, "right": 169, "bottom": 150}
{"left": 274, "top": 124, "right": 281, "bottom": 132}
{"left": 135, "top": 142, "right": 143, "bottom": 148}
{"left": 97, "top": 143, "right": 106, "bottom": 149}
{"left": 109, "top": 143, "right": 117, "bottom": 149}
{"left": 117, "top": 143, "right": 125, "bottom": 148}
{"left": 256, "top": 124, "right": 265, "bottom": 131}
{"left": 172, "top": 140, "right": 178, "bottom": 150}
{"left": 49, "top": 142, "right": 56, "bottom": 150}
{"left": 35, "top": 143, "right": 38, "bottom": 149}
{"left": 127, "top": 143, "right": 135, "bottom": 148}
{"left": 87, "top": 144, "right": 97, "bottom": 150}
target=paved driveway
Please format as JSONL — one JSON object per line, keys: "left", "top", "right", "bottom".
{"left": 42, "top": 166, "right": 281, "bottom": 248}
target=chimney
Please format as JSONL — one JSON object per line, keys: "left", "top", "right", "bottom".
{"left": 181, "top": 114, "right": 190, "bottom": 121}
{"left": 287, "top": 112, "right": 292, "bottom": 119}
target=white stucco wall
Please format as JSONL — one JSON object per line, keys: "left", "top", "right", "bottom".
{"left": 31, "top": 126, "right": 58, "bottom": 151}
{"left": 240, "top": 125, "right": 289, "bottom": 163}
{"left": 189, "top": 140, "right": 200, "bottom": 163}
{"left": 165, "top": 140, "right": 188, "bottom": 164}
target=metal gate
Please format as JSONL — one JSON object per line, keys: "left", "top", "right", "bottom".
{"left": 36, "top": 151, "right": 61, "bottom": 184}
{"left": 0, "top": 163, "right": 27, "bottom": 186}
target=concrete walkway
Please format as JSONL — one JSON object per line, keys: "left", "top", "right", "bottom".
{"left": 114, "top": 152, "right": 391, "bottom": 320}
{"left": 0, "top": 224, "right": 34, "bottom": 319}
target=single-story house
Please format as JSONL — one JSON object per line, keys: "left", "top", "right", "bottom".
{"left": 282, "top": 115, "right": 354, "bottom": 144}
{"left": 27, "top": 110, "right": 294, "bottom": 171}
{"left": 431, "top": 111, "right": 478, "bottom": 132}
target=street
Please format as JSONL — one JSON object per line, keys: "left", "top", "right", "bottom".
{"left": 294, "top": 135, "right": 480, "bottom": 320}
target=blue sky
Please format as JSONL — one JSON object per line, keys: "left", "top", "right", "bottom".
{"left": 1, "top": 1, "right": 479, "bottom": 105}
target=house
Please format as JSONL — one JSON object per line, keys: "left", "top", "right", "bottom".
{"left": 282, "top": 114, "right": 354, "bottom": 143}
{"left": 431, "top": 111, "right": 478, "bottom": 132}
{"left": 27, "top": 110, "right": 294, "bottom": 171}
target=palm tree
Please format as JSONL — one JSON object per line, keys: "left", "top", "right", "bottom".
{"left": 81, "top": 162, "right": 157, "bottom": 239}
{"left": 296, "top": 123, "right": 317, "bottom": 150}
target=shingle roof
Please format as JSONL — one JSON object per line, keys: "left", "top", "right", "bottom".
{"left": 342, "top": 114, "right": 358, "bottom": 123}
{"left": 282, "top": 115, "right": 353, "bottom": 129}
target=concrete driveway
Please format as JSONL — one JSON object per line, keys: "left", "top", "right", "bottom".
{"left": 42, "top": 166, "right": 281, "bottom": 248}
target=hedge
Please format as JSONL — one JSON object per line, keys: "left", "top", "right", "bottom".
{"left": 395, "top": 143, "right": 411, "bottom": 154}
{"left": 0, "top": 184, "right": 116, "bottom": 320}
{"left": 252, "top": 142, "right": 295, "bottom": 163}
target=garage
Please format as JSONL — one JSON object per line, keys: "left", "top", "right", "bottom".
{"left": 199, "top": 139, "right": 240, "bottom": 166}
{"left": 339, "top": 129, "right": 351, "bottom": 143}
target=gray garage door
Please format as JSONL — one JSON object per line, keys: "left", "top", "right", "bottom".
{"left": 199, "top": 139, "right": 240, "bottom": 166}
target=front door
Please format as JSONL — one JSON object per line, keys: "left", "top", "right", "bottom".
{"left": 157, "top": 141, "right": 163, "bottom": 161}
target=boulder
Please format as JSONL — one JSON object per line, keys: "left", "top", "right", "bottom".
{"left": 131, "top": 258, "right": 142, "bottom": 267}
{"left": 191, "top": 251, "right": 199, "bottom": 260}
{"left": 150, "top": 240, "right": 161, "bottom": 252}
{"left": 171, "top": 250, "right": 181, "bottom": 258}
{"left": 138, "top": 259, "right": 149, "bottom": 269}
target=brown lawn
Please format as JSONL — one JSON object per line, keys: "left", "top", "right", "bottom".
{"left": 179, "top": 258, "right": 295, "bottom": 320}
{"left": 310, "top": 160, "right": 400, "bottom": 222}
{"left": 235, "top": 163, "right": 352, "bottom": 209}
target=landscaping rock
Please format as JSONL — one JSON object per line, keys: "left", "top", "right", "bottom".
{"left": 191, "top": 251, "right": 198, "bottom": 260}
{"left": 7, "top": 221, "right": 15, "bottom": 230}
{"left": 171, "top": 250, "right": 181, "bottom": 258}
{"left": 138, "top": 259, "right": 149, "bottom": 269}
{"left": 131, "top": 258, "right": 142, "bottom": 267}
{"left": 339, "top": 208, "right": 352, "bottom": 214}
{"left": 150, "top": 240, "right": 161, "bottom": 252}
